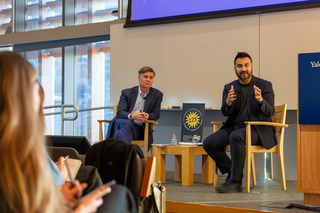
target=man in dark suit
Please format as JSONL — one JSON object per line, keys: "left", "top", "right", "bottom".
{"left": 106, "top": 66, "right": 163, "bottom": 150}
{"left": 203, "top": 52, "right": 276, "bottom": 193}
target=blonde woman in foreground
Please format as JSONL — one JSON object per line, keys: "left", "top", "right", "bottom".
{"left": 0, "top": 51, "right": 103, "bottom": 213}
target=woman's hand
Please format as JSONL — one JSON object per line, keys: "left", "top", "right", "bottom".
{"left": 73, "top": 188, "right": 104, "bottom": 213}
{"left": 61, "top": 180, "right": 88, "bottom": 203}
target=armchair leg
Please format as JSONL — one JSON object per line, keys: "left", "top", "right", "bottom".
{"left": 246, "top": 157, "right": 251, "bottom": 193}
{"left": 143, "top": 145, "right": 148, "bottom": 159}
{"left": 99, "top": 122, "right": 103, "bottom": 142}
{"left": 251, "top": 153, "right": 257, "bottom": 186}
{"left": 245, "top": 124, "right": 252, "bottom": 193}
{"left": 213, "top": 162, "right": 218, "bottom": 187}
{"left": 278, "top": 151, "right": 286, "bottom": 190}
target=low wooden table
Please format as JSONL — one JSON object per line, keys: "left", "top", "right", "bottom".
{"left": 154, "top": 144, "right": 213, "bottom": 186}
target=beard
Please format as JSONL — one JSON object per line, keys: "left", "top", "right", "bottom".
{"left": 236, "top": 69, "right": 252, "bottom": 81}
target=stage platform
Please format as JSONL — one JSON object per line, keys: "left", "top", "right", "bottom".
{"left": 164, "top": 172, "right": 316, "bottom": 213}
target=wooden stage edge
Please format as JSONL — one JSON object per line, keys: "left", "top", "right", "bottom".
{"left": 166, "top": 201, "right": 280, "bottom": 213}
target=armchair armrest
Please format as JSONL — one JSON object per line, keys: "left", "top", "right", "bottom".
{"left": 211, "top": 121, "right": 225, "bottom": 132}
{"left": 98, "top": 119, "right": 111, "bottom": 123}
{"left": 245, "top": 121, "right": 288, "bottom": 134}
{"left": 145, "top": 120, "right": 159, "bottom": 125}
{"left": 244, "top": 121, "right": 288, "bottom": 128}
{"left": 98, "top": 120, "right": 158, "bottom": 125}
{"left": 211, "top": 121, "right": 225, "bottom": 125}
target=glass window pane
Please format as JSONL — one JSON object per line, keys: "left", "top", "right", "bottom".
{"left": 25, "top": 48, "right": 63, "bottom": 135}
{"left": 93, "top": 0, "right": 118, "bottom": 23}
{"left": 76, "top": 0, "right": 118, "bottom": 25}
{"left": 18, "top": 41, "right": 110, "bottom": 143}
{"left": 0, "top": 0, "right": 12, "bottom": 35}
{"left": 43, "top": 0, "right": 62, "bottom": 29}
{"left": 75, "top": 41, "right": 110, "bottom": 142}
{"left": 25, "top": 0, "right": 62, "bottom": 31}
{"left": 75, "top": 45, "right": 91, "bottom": 140}
{"left": 76, "top": 0, "right": 89, "bottom": 24}
{"left": 26, "top": 2, "right": 39, "bottom": 31}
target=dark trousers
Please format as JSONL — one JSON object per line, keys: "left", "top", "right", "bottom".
{"left": 112, "top": 119, "right": 144, "bottom": 144}
{"left": 203, "top": 126, "right": 262, "bottom": 182}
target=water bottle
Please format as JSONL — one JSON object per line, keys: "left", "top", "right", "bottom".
{"left": 192, "top": 135, "right": 198, "bottom": 146}
{"left": 171, "top": 134, "right": 177, "bottom": 145}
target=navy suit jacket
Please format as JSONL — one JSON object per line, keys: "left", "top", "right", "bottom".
{"left": 106, "top": 86, "right": 163, "bottom": 148}
{"left": 220, "top": 76, "right": 277, "bottom": 149}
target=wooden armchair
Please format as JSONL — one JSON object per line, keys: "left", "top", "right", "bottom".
{"left": 98, "top": 105, "right": 159, "bottom": 159}
{"left": 98, "top": 105, "right": 118, "bottom": 142}
{"left": 212, "top": 104, "right": 289, "bottom": 192}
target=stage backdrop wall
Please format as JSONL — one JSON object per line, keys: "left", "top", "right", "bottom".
{"left": 110, "top": 7, "right": 320, "bottom": 110}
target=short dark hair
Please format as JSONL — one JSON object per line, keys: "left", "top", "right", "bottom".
{"left": 234, "top": 52, "right": 252, "bottom": 65}
{"left": 138, "top": 66, "right": 155, "bottom": 76}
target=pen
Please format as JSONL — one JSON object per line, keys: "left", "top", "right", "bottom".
{"left": 55, "top": 155, "right": 69, "bottom": 165}
{"left": 63, "top": 155, "right": 69, "bottom": 161}
{"left": 140, "top": 110, "right": 144, "bottom": 118}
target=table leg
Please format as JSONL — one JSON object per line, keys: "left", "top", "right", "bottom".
{"left": 201, "top": 154, "right": 213, "bottom": 184}
{"left": 155, "top": 147, "right": 166, "bottom": 183}
{"left": 181, "top": 147, "right": 194, "bottom": 186}
{"left": 174, "top": 155, "right": 181, "bottom": 181}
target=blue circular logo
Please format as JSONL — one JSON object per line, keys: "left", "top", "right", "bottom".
{"left": 183, "top": 108, "right": 203, "bottom": 131}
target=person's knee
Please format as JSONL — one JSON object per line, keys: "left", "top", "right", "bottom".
{"left": 113, "top": 129, "right": 120, "bottom": 139}
{"left": 229, "top": 131, "right": 244, "bottom": 146}
{"left": 118, "top": 119, "right": 134, "bottom": 131}
{"left": 202, "top": 136, "right": 211, "bottom": 151}
{"left": 203, "top": 133, "right": 218, "bottom": 151}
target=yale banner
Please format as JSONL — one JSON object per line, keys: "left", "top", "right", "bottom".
{"left": 298, "top": 52, "right": 320, "bottom": 124}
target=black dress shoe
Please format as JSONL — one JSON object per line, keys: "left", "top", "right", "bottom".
{"left": 215, "top": 173, "right": 231, "bottom": 188}
{"left": 220, "top": 179, "right": 230, "bottom": 186}
{"left": 215, "top": 179, "right": 230, "bottom": 191}
{"left": 215, "top": 181, "right": 242, "bottom": 193}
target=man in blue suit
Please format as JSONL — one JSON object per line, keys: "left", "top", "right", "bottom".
{"left": 106, "top": 66, "right": 163, "bottom": 150}
{"left": 203, "top": 52, "right": 276, "bottom": 193}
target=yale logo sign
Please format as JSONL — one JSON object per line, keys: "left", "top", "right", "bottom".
{"left": 311, "top": 61, "right": 320, "bottom": 68}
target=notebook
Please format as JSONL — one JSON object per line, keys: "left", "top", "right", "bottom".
{"left": 61, "top": 158, "right": 82, "bottom": 182}
{"left": 178, "top": 141, "right": 203, "bottom": 146}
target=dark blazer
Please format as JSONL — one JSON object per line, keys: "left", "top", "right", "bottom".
{"left": 106, "top": 86, "right": 163, "bottom": 149}
{"left": 220, "top": 75, "right": 277, "bottom": 149}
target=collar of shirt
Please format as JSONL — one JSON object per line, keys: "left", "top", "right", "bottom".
{"left": 139, "top": 87, "right": 149, "bottom": 99}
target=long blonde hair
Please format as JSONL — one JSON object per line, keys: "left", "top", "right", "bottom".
{"left": 0, "top": 51, "right": 64, "bottom": 213}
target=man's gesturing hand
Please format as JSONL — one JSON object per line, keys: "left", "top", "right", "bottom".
{"left": 226, "top": 85, "right": 236, "bottom": 107}
{"left": 254, "top": 85, "right": 263, "bottom": 104}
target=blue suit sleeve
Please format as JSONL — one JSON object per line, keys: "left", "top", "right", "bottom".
{"left": 117, "top": 90, "right": 131, "bottom": 119}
